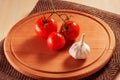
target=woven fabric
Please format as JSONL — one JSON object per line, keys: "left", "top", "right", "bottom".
{"left": 0, "top": 0, "right": 120, "bottom": 80}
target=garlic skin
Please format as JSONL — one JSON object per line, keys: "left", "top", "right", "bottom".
{"left": 69, "top": 33, "right": 90, "bottom": 59}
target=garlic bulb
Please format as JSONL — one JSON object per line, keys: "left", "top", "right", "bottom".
{"left": 69, "top": 33, "right": 90, "bottom": 59}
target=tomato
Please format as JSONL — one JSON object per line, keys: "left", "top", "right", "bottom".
{"left": 47, "top": 32, "right": 66, "bottom": 50}
{"left": 60, "top": 20, "right": 80, "bottom": 41}
{"left": 35, "top": 16, "right": 58, "bottom": 39}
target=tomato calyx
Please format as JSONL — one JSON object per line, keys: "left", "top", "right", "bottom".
{"left": 62, "top": 22, "right": 72, "bottom": 31}
{"left": 41, "top": 16, "right": 51, "bottom": 28}
{"left": 60, "top": 20, "right": 80, "bottom": 41}
{"left": 42, "top": 16, "right": 47, "bottom": 24}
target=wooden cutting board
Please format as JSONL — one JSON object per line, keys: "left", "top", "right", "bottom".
{"left": 4, "top": 10, "right": 116, "bottom": 79}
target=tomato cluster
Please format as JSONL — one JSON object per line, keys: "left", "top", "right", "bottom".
{"left": 35, "top": 15, "right": 80, "bottom": 50}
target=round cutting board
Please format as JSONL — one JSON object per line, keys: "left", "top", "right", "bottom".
{"left": 4, "top": 10, "right": 116, "bottom": 79}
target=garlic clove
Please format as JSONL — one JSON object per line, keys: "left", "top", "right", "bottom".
{"left": 76, "top": 42, "right": 90, "bottom": 59}
{"left": 69, "top": 33, "right": 90, "bottom": 59}
{"left": 69, "top": 42, "right": 80, "bottom": 59}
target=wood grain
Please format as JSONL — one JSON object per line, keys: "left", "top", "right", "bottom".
{"left": 4, "top": 10, "right": 115, "bottom": 79}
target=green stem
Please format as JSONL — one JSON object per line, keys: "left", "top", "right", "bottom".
{"left": 56, "top": 13, "right": 66, "bottom": 23}
{"left": 49, "top": 0, "right": 71, "bottom": 33}
{"left": 60, "top": 14, "right": 70, "bottom": 21}
{"left": 46, "top": 12, "right": 54, "bottom": 21}
{"left": 49, "top": 0, "right": 66, "bottom": 23}
{"left": 49, "top": 0, "right": 56, "bottom": 12}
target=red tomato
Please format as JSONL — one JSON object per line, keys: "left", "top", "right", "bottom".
{"left": 60, "top": 20, "right": 80, "bottom": 41}
{"left": 47, "top": 32, "right": 66, "bottom": 50}
{"left": 35, "top": 16, "right": 58, "bottom": 39}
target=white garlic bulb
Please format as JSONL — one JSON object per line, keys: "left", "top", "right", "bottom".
{"left": 69, "top": 33, "right": 90, "bottom": 59}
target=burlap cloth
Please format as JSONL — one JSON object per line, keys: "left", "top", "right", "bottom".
{"left": 0, "top": 0, "right": 120, "bottom": 80}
